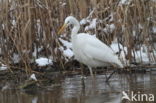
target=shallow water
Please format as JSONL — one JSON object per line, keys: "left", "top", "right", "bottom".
{"left": 0, "top": 71, "right": 156, "bottom": 103}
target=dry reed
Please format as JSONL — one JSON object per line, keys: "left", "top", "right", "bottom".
{"left": 0, "top": 0, "right": 155, "bottom": 71}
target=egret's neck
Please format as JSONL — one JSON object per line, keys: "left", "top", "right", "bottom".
{"left": 71, "top": 24, "right": 80, "bottom": 40}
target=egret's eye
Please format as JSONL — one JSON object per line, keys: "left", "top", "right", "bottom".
{"left": 67, "top": 21, "right": 70, "bottom": 25}
{"left": 69, "top": 24, "right": 73, "bottom": 29}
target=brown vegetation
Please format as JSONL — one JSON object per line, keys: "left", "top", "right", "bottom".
{"left": 0, "top": 0, "right": 156, "bottom": 71}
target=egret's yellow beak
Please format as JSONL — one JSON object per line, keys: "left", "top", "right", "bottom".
{"left": 57, "top": 23, "right": 68, "bottom": 35}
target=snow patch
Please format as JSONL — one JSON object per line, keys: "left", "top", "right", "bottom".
{"left": 109, "top": 13, "right": 114, "bottom": 22}
{"left": 0, "top": 64, "right": 8, "bottom": 71}
{"left": 80, "top": 18, "right": 87, "bottom": 25}
{"left": 32, "top": 97, "right": 38, "bottom": 103}
{"left": 59, "top": 38, "right": 72, "bottom": 48}
{"left": 103, "top": 24, "right": 116, "bottom": 33}
{"left": 122, "top": 25, "right": 126, "bottom": 32}
{"left": 120, "top": 0, "right": 128, "bottom": 4}
{"left": 104, "top": 13, "right": 114, "bottom": 22}
{"left": 12, "top": 53, "right": 20, "bottom": 64}
{"left": 2, "top": 24, "right": 5, "bottom": 30}
{"left": 133, "top": 46, "right": 150, "bottom": 63}
{"left": 35, "top": 57, "right": 52, "bottom": 66}
{"left": 85, "top": 18, "right": 97, "bottom": 31}
{"left": 1, "top": 85, "right": 9, "bottom": 91}
{"left": 30, "top": 73, "right": 37, "bottom": 81}
{"left": 59, "top": 38, "right": 74, "bottom": 58}
{"left": 152, "top": 26, "right": 156, "bottom": 33}
{"left": 63, "top": 48, "right": 74, "bottom": 58}
{"left": 119, "top": 0, "right": 131, "bottom": 5}
{"left": 12, "top": 20, "right": 16, "bottom": 26}
{"left": 133, "top": 30, "right": 136, "bottom": 36}
{"left": 61, "top": 3, "right": 66, "bottom": 6}
{"left": 59, "top": 2, "right": 67, "bottom": 6}
{"left": 0, "top": 48, "right": 1, "bottom": 54}
{"left": 138, "top": 23, "right": 143, "bottom": 29}
{"left": 111, "top": 43, "right": 128, "bottom": 65}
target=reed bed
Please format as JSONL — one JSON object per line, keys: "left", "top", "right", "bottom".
{"left": 0, "top": 0, "right": 156, "bottom": 71}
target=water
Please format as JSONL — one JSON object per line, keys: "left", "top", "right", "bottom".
{"left": 0, "top": 71, "right": 156, "bottom": 103}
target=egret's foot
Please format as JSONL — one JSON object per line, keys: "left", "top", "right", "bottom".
{"left": 80, "top": 75, "right": 86, "bottom": 89}
{"left": 105, "top": 70, "right": 117, "bottom": 82}
{"left": 80, "top": 75, "right": 87, "bottom": 80}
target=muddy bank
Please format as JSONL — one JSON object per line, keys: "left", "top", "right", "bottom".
{"left": 0, "top": 62, "right": 156, "bottom": 91}
{"left": 0, "top": 67, "right": 62, "bottom": 90}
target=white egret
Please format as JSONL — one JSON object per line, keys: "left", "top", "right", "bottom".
{"left": 58, "top": 16, "right": 123, "bottom": 81}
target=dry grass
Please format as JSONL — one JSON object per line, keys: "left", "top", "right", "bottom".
{"left": 0, "top": 0, "right": 156, "bottom": 71}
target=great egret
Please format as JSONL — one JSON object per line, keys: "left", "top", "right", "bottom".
{"left": 58, "top": 16, "right": 123, "bottom": 81}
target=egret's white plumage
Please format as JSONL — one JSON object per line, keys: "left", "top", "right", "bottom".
{"left": 58, "top": 16, "right": 123, "bottom": 77}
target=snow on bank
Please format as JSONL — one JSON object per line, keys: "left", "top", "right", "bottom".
{"left": 35, "top": 57, "right": 52, "bottom": 66}
{"left": 103, "top": 24, "right": 116, "bottom": 33}
{"left": 119, "top": 0, "right": 131, "bottom": 5}
{"left": 59, "top": 38, "right": 74, "bottom": 59}
{"left": 133, "top": 46, "right": 150, "bottom": 63}
{"left": 30, "top": 73, "right": 37, "bottom": 81}
{"left": 12, "top": 53, "right": 20, "bottom": 64}
{"left": 152, "top": 26, "right": 156, "bottom": 33}
{"left": 110, "top": 43, "right": 156, "bottom": 64}
{"left": 80, "top": 18, "right": 88, "bottom": 25}
{"left": 32, "top": 97, "right": 38, "bottom": 103}
{"left": 111, "top": 43, "right": 128, "bottom": 65}
{"left": 85, "top": 18, "right": 97, "bottom": 31}
{"left": 63, "top": 48, "right": 74, "bottom": 58}
{"left": 0, "top": 64, "right": 8, "bottom": 71}
{"left": 59, "top": 38, "right": 72, "bottom": 48}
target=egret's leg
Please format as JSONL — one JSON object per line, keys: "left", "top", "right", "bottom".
{"left": 80, "top": 64, "right": 86, "bottom": 81}
{"left": 80, "top": 64, "right": 84, "bottom": 77}
{"left": 88, "top": 67, "right": 96, "bottom": 90}
{"left": 79, "top": 64, "right": 86, "bottom": 89}
{"left": 105, "top": 69, "right": 117, "bottom": 82}
{"left": 105, "top": 64, "right": 117, "bottom": 82}
{"left": 88, "top": 67, "right": 94, "bottom": 78}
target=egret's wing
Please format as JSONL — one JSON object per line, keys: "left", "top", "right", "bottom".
{"left": 80, "top": 35, "right": 122, "bottom": 66}
{"left": 83, "top": 43, "right": 116, "bottom": 63}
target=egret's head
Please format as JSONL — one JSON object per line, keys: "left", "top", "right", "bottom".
{"left": 65, "top": 16, "right": 78, "bottom": 26}
{"left": 58, "top": 16, "right": 79, "bottom": 34}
